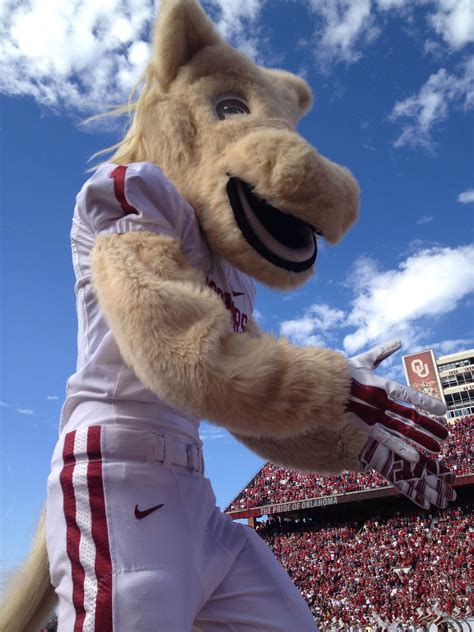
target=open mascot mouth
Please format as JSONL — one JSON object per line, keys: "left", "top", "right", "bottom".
{"left": 226, "top": 177, "right": 317, "bottom": 272}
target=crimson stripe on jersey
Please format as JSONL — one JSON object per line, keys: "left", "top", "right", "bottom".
{"left": 110, "top": 165, "right": 139, "bottom": 215}
{"left": 60, "top": 431, "right": 87, "bottom": 632}
{"left": 87, "top": 426, "right": 113, "bottom": 631}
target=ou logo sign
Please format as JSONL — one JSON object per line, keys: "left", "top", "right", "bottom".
{"left": 411, "top": 358, "right": 430, "bottom": 378}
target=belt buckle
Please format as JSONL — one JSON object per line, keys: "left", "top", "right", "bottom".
{"left": 154, "top": 434, "right": 166, "bottom": 464}
{"left": 186, "top": 445, "right": 200, "bottom": 472}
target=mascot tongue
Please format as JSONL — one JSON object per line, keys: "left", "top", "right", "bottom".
{"left": 227, "top": 178, "right": 317, "bottom": 271}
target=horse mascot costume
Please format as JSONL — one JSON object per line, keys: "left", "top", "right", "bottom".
{"left": 1, "top": 1, "right": 455, "bottom": 630}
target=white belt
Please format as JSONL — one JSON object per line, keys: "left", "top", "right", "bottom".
{"left": 55, "top": 425, "right": 204, "bottom": 474}
{"left": 145, "top": 432, "right": 204, "bottom": 473}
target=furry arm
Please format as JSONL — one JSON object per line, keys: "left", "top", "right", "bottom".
{"left": 91, "top": 231, "right": 352, "bottom": 440}
{"left": 233, "top": 428, "right": 367, "bottom": 473}
{"left": 232, "top": 317, "right": 367, "bottom": 472}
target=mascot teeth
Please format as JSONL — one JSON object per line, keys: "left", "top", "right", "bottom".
{"left": 227, "top": 177, "right": 317, "bottom": 272}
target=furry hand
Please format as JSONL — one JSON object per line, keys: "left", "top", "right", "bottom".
{"left": 345, "top": 340, "right": 448, "bottom": 463}
{"left": 360, "top": 438, "right": 456, "bottom": 509}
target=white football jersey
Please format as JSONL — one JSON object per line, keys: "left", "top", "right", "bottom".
{"left": 60, "top": 162, "right": 256, "bottom": 441}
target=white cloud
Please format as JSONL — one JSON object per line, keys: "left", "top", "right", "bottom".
{"left": 429, "top": 0, "right": 474, "bottom": 50}
{"left": 417, "top": 216, "right": 433, "bottom": 224}
{"left": 16, "top": 408, "right": 36, "bottom": 416}
{"left": 303, "top": 1, "right": 473, "bottom": 71}
{"left": 253, "top": 308, "right": 265, "bottom": 324}
{"left": 0, "top": 0, "right": 155, "bottom": 111}
{"left": 457, "top": 188, "right": 474, "bottom": 203}
{"left": 429, "top": 337, "right": 474, "bottom": 356}
{"left": 376, "top": 0, "right": 409, "bottom": 9}
{"left": 209, "top": 0, "right": 266, "bottom": 59}
{"left": 344, "top": 244, "right": 474, "bottom": 353}
{"left": 1, "top": 0, "right": 473, "bottom": 147}
{"left": 280, "top": 318, "right": 328, "bottom": 347}
{"left": 280, "top": 303, "right": 346, "bottom": 346}
{"left": 0, "top": 0, "right": 265, "bottom": 113}
{"left": 423, "top": 38, "right": 445, "bottom": 59}
{"left": 47, "top": 395, "right": 59, "bottom": 400}
{"left": 390, "top": 57, "right": 474, "bottom": 149}
{"left": 307, "top": 304, "right": 346, "bottom": 330}
{"left": 199, "top": 423, "right": 229, "bottom": 441}
{"left": 280, "top": 245, "right": 474, "bottom": 361}
{"left": 2, "top": 400, "right": 41, "bottom": 415}
{"left": 307, "top": 0, "right": 378, "bottom": 66}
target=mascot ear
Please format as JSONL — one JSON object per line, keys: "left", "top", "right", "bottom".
{"left": 285, "top": 73, "right": 313, "bottom": 114}
{"left": 265, "top": 69, "right": 313, "bottom": 116}
{"left": 153, "top": 0, "right": 222, "bottom": 89}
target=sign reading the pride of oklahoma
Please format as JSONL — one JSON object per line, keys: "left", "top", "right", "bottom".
{"left": 260, "top": 496, "right": 338, "bottom": 516}
{"left": 402, "top": 349, "right": 445, "bottom": 403}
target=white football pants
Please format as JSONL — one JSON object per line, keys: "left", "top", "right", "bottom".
{"left": 46, "top": 424, "right": 318, "bottom": 631}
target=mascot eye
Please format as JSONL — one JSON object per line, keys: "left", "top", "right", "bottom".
{"left": 215, "top": 97, "right": 250, "bottom": 120}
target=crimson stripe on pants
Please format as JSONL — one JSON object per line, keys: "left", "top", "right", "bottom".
{"left": 60, "top": 431, "right": 87, "bottom": 632}
{"left": 87, "top": 426, "right": 113, "bottom": 631}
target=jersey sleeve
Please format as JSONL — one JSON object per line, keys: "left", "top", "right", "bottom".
{"left": 76, "top": 162, "right": 206, "bottom": 268}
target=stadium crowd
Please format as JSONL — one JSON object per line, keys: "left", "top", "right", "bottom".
{"left": 258, "top": 502, "right": 473, "bottom": 629}
{"left": 227, "top": 416, "right": 473, "bottom": 512}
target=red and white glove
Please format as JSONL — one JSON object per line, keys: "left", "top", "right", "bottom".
{"left": 345, "top": 340, "right": 456, "bottom": 509}
{"left": 360, "top": 438, "right": 456, "bottom": 509}
{"left": 346, "top": 340, "right": 448, "bottom": 463}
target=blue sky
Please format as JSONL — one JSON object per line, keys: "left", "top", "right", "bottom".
{"left": 1, "top": 0, "right": 473, "bottom": 574}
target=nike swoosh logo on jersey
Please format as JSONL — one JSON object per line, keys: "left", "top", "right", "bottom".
{"left": 134, "top": 503, "right": 164, "bottom": 519}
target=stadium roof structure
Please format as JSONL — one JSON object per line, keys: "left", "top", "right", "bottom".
{"left": 224, "top": 467, "right": 474, "bottom": 521}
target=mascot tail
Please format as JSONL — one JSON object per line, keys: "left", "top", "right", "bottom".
{"left": 0, "top": 509, "right": 57, "bottom": 632}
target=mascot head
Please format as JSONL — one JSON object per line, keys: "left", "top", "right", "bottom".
{"left": 110, "top": 0, "right": 359, "bottom": 289}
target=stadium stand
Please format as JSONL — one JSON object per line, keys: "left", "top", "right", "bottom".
{"left": 225, "top": 415, "right": 473, "bottom": 629}
{"left": 226, "top": 416, "right": 473, "bottom": 512}
{"left": 258, "top": 500, "right": 472, "bottom": 629}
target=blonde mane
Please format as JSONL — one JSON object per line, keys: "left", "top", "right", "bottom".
{"left": 88, "top": 65, "right": 160, "bottom": 168}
